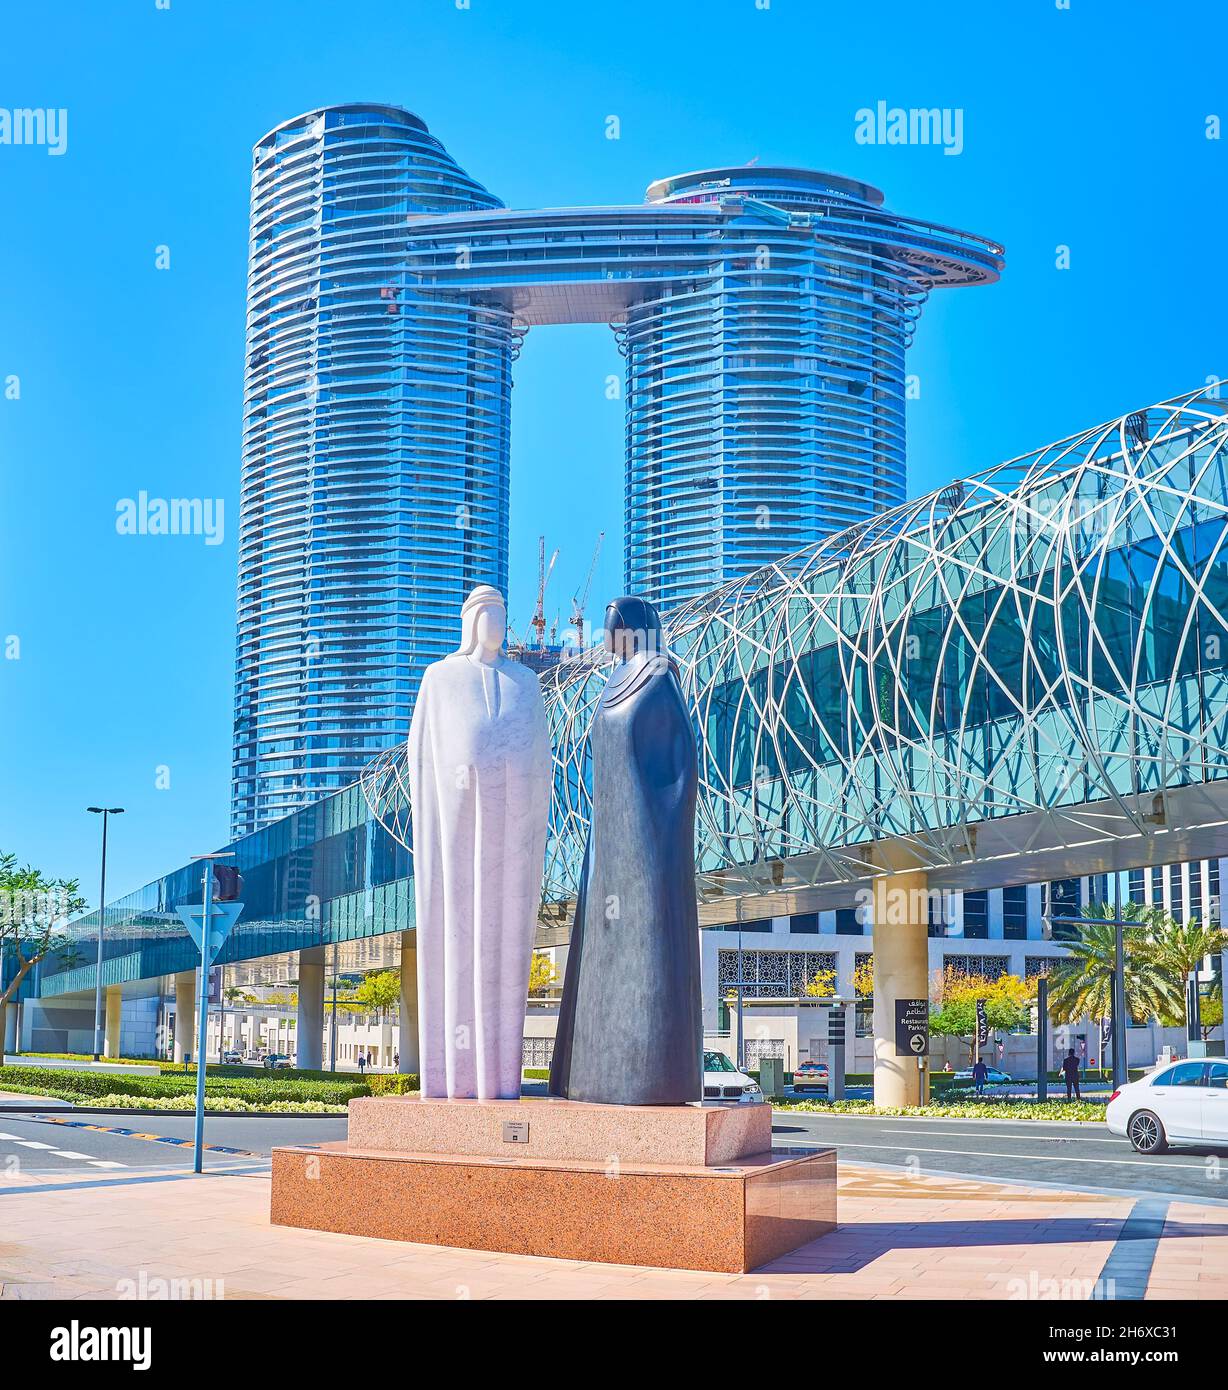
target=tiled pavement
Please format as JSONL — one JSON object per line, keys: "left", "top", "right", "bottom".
{"left": 2, "top": 1161, "right": 1227, "bottom": 1300}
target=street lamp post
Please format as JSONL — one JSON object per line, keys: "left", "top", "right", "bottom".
{"left": 87, "top": 806, "right": 124, "bottom": 1061}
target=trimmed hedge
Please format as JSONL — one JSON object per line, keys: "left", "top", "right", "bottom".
{"left": 158, "top": 1063, "right": 419, "bottom": 1093}
{"left": 0, "top": 1063, "right": 418, "bottom": 1108}
{"left": 770, "top": 1097, "right": 1107, "bottom": 1121}
{"left": 364, "top": 1073, "right": 419, "bottom": 1096}
{"left": 89, "top": 1094, "right": 348, "bottom": 1114}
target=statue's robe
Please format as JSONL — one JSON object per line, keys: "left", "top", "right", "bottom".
{"left": 550, "top": 652, "right": 702, "bottom": 1105}
{"left": 407, "top": 652, "right": 551, "bottom": 1099}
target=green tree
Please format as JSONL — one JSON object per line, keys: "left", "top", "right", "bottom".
{"left": 928, "top": 968, "right": 1035, "bottom": 1062}
{"left": 1199, "top": 995, "right": 1225, "bottom": 1041}
{"left": 801, "top": 967, "right": 836, "bottom": 998}
{"left": 527, "top": 953, "right": 559, "bottom": 997}
{"left": 1046, "top": 903, "right": 1183, "bottom": 1025}
{"left": 350, "top": 969, "right": 402, "bottom": 1021}
{"left": 1144, "top": 912, "right": 1228, "bottom": 1036}
{"left": 0, "top": 851, "right": 87, "bottom": 1047}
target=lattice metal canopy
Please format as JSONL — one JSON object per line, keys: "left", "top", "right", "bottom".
{"left": 365, "top": 384, "right": 1228, "bottom": 911}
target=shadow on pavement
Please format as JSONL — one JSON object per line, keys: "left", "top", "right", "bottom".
{"left": 755, "top": 1214, "right": 1228, "bottom": 1275}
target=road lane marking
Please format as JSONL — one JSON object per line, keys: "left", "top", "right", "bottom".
{"left": 789, "top": 1139, "right": 1224, "bottom": 1173}
{"left": 0, "top": 1137, "right": 129, "bottom": 1168}
{"left": 878, "top": 1127, "right": 1110, "bottom": 1142}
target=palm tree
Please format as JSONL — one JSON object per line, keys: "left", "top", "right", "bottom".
{"left": 1145, "top": 912, "right": 1228, "bottom": 1031}
{"left": 1046, "top": 903, "right": 1184, "bottom": 1025}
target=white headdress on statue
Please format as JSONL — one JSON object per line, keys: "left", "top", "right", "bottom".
{"left": 452, "top": 585, "right": 506, "bottom": 657}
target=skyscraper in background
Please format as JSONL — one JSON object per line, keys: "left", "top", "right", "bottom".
{"left": 232, "top": 104, "right": 1002, "bottom": 837}
{"left": 232, "top": 105, "right": 510, "bottom": 838}
{"left": 623, "top": 167, "right": 1001, "bottom": 607}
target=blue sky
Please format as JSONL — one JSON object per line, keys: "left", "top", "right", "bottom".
{"left": 1, "top": 0, "right": 1224, "bottom": 901}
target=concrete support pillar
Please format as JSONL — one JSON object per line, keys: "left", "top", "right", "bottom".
{"left": 399, "top": 931, "right": 419, "bottom": 1074}
{"left": 296, "top": 948, "right": 326, "bottom": 1072}
{"left": 174, "top": 971, "right": 196, "bottom": 1063}
{"left": 871, "top": 869, "right": 931, "bottom": 1108}
{"left": 104, "top": 985, "right": 122, "bottom": 1059}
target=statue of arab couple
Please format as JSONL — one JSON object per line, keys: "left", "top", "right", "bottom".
{"left": 406, "top": 585, "right": 701, "bottom": 1107}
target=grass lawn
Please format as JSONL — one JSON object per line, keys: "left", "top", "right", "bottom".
{"left": 0, "top": 1061, "right": 417, "bottom": 1113}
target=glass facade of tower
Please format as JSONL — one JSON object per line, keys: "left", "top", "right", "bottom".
{"left": 233, "top": 105, "right": 1001, "bottom": 837}
{"left": 623, "top": 168, "right": 953, "bottom": 608}
{"left": 232, "top": 105, "right": 511, "bottom": 838}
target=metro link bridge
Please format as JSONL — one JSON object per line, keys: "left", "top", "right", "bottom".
{"left": 32, "top": 385, "right": 1228, "bottom": 1101}
{"left": 367, "top": 383, "right": 1228, "bottom": 912}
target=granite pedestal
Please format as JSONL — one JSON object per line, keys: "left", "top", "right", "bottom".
{"left": 270, "top": 1096, "right": 837, "bottom": 1273}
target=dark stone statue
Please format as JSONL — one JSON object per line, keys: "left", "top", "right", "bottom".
{"left": 549, "top": 596, "right": 703, "bottom": 1106}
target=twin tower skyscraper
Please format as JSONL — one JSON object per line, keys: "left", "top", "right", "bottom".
{"left": 231, "top": 103, "right": 1001, "bottom": 838}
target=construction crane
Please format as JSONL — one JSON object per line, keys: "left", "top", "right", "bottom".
{"left": 570, "top": 531, "right": 605, "bottom": 652}
{"left": 530, "top": 536, "right": 559, "bottom": 651}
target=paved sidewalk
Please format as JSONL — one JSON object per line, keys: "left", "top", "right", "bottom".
{"left": 2, "top": 1161, "right": 1226, "bottom": 1300}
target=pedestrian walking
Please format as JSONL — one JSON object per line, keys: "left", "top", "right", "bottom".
{"left": 1061, "top": 1047, "right": 1081, "bottom": 1100}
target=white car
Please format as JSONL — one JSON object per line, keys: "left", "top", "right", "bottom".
{"left": 953, "top": 1066, "right": 1014, "bottom": 1084}
{"left": 702, "top": 1050, "right": 765, "bottom": 1104}
{"left": 1106, "top": 1059, "right": 1228, "bottom": 1153}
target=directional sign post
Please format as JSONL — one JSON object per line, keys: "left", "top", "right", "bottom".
{"left": 175, "top": 861, "right": 243, "bottom": 1175}
{"left": 894, "top": 998, "right": 929, "bottom": 1058}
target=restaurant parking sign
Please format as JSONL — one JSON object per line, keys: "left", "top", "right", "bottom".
{"left": 895, "top": 999, "right": 929, "bottom": 1057}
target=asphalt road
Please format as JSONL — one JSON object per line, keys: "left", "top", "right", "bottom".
{"left": 4, "top": 1102, "right": 1225, "bottom": 1204}
{"left": 771, "top": 1110, "right": 1228, "bottom": 1203}
{"left": 0, "top": 1110, "right": 347, "bottom": 1179}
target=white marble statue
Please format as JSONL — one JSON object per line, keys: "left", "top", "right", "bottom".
{"left": 407, "top": 585, "right": 552, "bottom": 1099}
